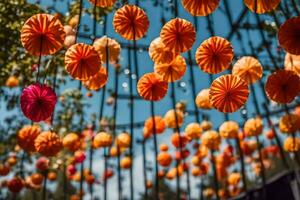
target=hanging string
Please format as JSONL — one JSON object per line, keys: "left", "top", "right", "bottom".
{"left": 141, "top": 137, "right": 148, "bottom": 199}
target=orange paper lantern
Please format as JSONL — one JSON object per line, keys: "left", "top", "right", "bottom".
{"left": 284, "top": 53, "right": 300, "bottom": 75}
{"left": 144, "top": 116, "right": 166, "bottom": 135}
{"left": 160, "top": 18, "right": 196, "bottom": 53}
{"left": 195, "top": 88, "right": 213, "bottom": 109}
{"left": 5, "top": 76, "right": 19, "bottom": 88}
{"left": 244, "top": 0, "right": 281, "bottom": 14}
{"left": 116, "top": 132, "right": 131, "bottom": 148}
{"left": 196, "top": 36, "right": 234, "bottom": 74}
{"left": 17, "top": 125, "right": 41, "bottom": 152}
{"left": 232, "top": 56, "right": 263, "bottom": 84}
{"left": 244, "top": 117, "right": 263, "bottom": 137}
{"left": 88, "top": 0, "right": 116, "bottom": 7}
{"left": 278, "top": 17, "right": 300, "bottom": 55}
{"left": 219, "top": 121, "right": 239, "bottom": 139}
{"left": 65, "top": 43, "right": 101, "bottom": 81}
{"left": 137, "top": 73, "right": 168, "bottom": 101}
{"left": 93, "top": 36, "right": 121, "bottom": 64}
{"left": 83, "top": 67, "right": 108, "bottom": 90}
{"left": 120, "top": 157, "right": 132, "bottom": 169}
{"left": 210, "top": 75, "right": 249, "bottom": 113}
{"left": 284, "top": 137, "right": 300, "bottom": 152}
{"left": 154, "top": 55, "right": 186, "bottom": 82}
{"left": 279, "top": 114, "right": 300, "bottom": 134}
{"left": 31, "top": 173, "right": 43, "bottom": 185}
{"left": 201, "top": 130, "right": 221, "bottom": 150}
{"left": 21, "top": 14, "right": 65, "bottom": 56}
{"left": 35, "top": 131, "right": 62, "bottom": 157}
{"left": 113, "top": 5, "right": 149, "bottom": 40}
{"left": 181, "top": 0, "right": 220, "bottom": 16}
{"left": 157, "top": 152, "right": 172, "bottom": 167}
{"left": 149, "top": 37, "right": 176, "bottom": 64}
{"left": 62, "top": 133, "right": 81, "bottom": 152}
{"left": 93, "top": 132, "right": 113, "bottom": 148}
{"left": 265, "top": 69, "right": 300, "bottom": 104}
{"left": 185, "top": 123, "right": 202, "bottom": 139}
{"left": 164, "top": 109, "right": 184, "bottom": 128}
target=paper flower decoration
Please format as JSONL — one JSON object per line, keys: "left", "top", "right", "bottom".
{"left": 210, "top": 75, "right": 249, "bottom": 113}
{"left": 185, "top": 123, "right": 202, "bottom": 139}
{"left": 62, "top": 133, "right": 81, "bottom": 152}
{"left": 88, "top": 0, "right": 116, "bottom": 7}
{"left": 244, "top": 0, "right": 281, "bottom": 14}
{"left": 65, "top": 43, "right": 101, "bottom": 81}
{"left": 93, "top": 132, "right": 113, "bottom": 148}
{"left": 195, "top": 88, "right": 213, "bottom": 109}
{"left": 144, "top": 116, "right": 166, "bottom": 135}
{"left": 34, "top": 131, "right": 62, "bottom": 157}
{"left": 160, "top": 18, "right": 196, "bottom": 53}
{"left": 83, "top": 67, "right": 108, "bottom": 90}
{"left": 149, "top": 37, "right": 176, "bottom": 64}
{"left": 181, "top": 0, "right": 220, "bottom": 16}
{"left": 137, "top": 73, "right": 168, "bottom": 101}
{"left": 201, "top": 130, "right": 221, "bottom": 150}
{"left": 21, "top": 14, "right": 65, "bottom": 56}
{"left": 93, "top": 36, "right": 121, "bottom": 63}
{"left": 157, "top": 152, "right": 172, "bottom": 167}
{"left": 244, "top": 117, "right": 264, "bottom": 137}
{"left": 196, "top": 36, "right": 234, "bottom": 74}
{"left": 232, "top": 56, "right": 263, "bottom": 84}
{"left": 219, "top": 121, "right": 239, "bottom": 139}
{"left": 17, "top": 125, "right": 41, "bottom": 152}
{"left": 284, "top": 53, "right": 300, "bottom": 75}
{"left": 154, "top": 55, "right": 186, "bottom": 82}
{"left": 20, "top": 84, "right": 57, "bottom": 122}
{"left": 279, "top": 114, "right": 300, "bottom": 134}
{"left": 278, "top": 17, "right": 300, "bottom": 55}
{"left": 164, "top": 109, "right": 184, "bottom": 128}
{"left": 113, "top": 5, "right": 149, "bottom": 40}
{"left": 265, "top": 69, "right": 300, "bottom": 104}
{"left": 284, "top": 137, "right": 300, "bottom": 152}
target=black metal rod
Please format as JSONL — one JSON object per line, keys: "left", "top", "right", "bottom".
{"left": 42, "top": 170, "right": 48, "bottom": 200}
{"left": 250, "top": 83, "right": 260, "bottom": 116}
{"left": 255, "top": 135, "right": 267, "bottom": 200}
{"left": 235, "top": 137, "right": 248, "bottom": 192}
{"left": 79, "top": 161, "right": 84, "bottom": 200}
{"left": 151, "top": 101, "right": 160, "bottom": 199}
{"left": 211, "top": 150, "right": 220, "bottom": 200}
{"left": 128, "top": 40, "right": 135, "bottom": 200}
{"left": 142, "top": 138, "right": 148, "bottom": 199}
{"left": 63, "top": 162, "right": 67, "bottom": 200}
{"left": 170, "top": 81, "right": 181, "bottom": 200}
{"left": 187, "top": 51, "right": 200, "bottom": 123}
